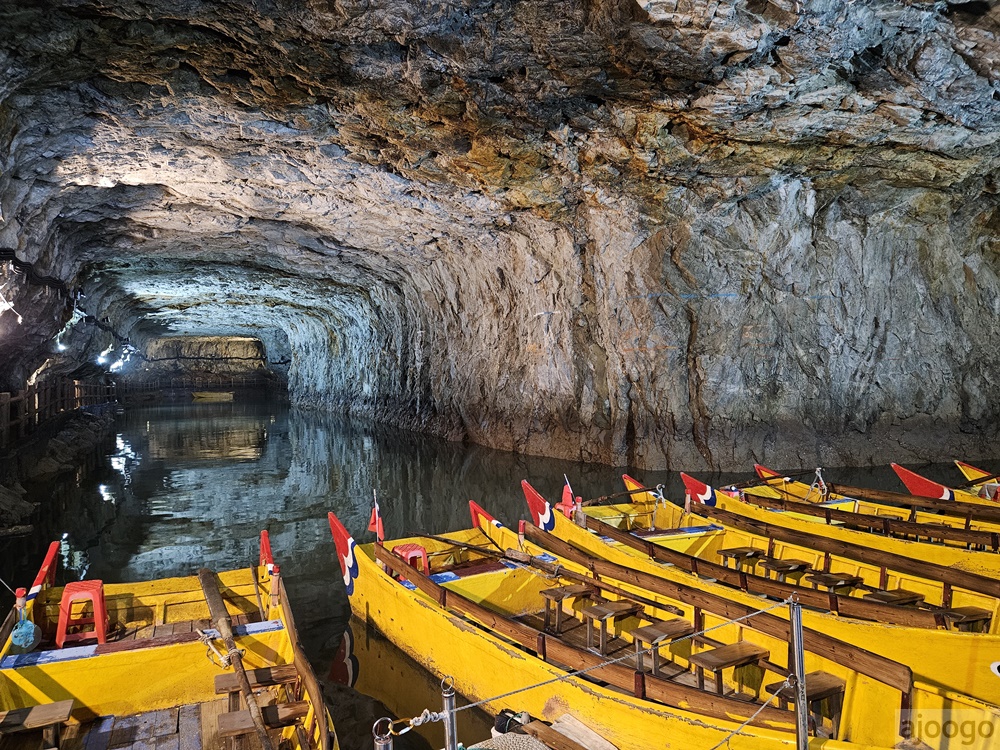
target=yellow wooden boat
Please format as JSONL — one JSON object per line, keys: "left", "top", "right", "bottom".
{"left": 893, "top": 462, "right": 1000, "bottom": 507}
{"left": 955, "top": 461, "right": 1000, "bottom": 498}
{"left": 0, "top": 533, "right": 335, "bottom": 750}
{"left": 192, "top": 391, "right": 235, "bottom": 402}
{"left": 330, "top": 508, "right": 999, "bottom": 750}
{"left": 521, "top": 478, "right": 1000, "bottom": 705}
{"left": 679, "top": 472, "right": 1000, "bottom": 577}
{"left": 741, "top": 464, "right": 1000, "bottom": 540}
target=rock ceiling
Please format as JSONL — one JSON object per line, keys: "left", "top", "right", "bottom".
{"left": 3, "top": 0, "right": 1000, "bottom": 470}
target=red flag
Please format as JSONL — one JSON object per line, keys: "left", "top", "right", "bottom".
{"left": 367, "top": 491, "right": 385, "bottom": 543}
{"left": 555, "top": 475, "right": 575, "bottom": 518}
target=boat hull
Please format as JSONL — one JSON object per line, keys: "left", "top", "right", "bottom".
{"left": 341, "top": 533, "right": 875, "bottom": 750}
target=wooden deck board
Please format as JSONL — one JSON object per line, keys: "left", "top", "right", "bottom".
{"left": 199, "top": 700, "right": 228, "bottom": 750}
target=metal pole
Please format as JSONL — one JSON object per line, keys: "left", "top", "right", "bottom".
{"left": 372, "top": 718, "right": 394, "bottom": 750}
{"left": 789, "top": 597, "right": 809, "bottom": 750}
{"left": 442, "top": 676, "right": 458, "bottom": 750}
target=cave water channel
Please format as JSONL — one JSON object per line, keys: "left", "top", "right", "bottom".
{"left": 0, "top": 400, "right": 980, "bottom": 748}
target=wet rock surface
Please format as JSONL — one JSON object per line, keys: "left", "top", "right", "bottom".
{"left": 2, "top": 0, "right": 1000, "bottom": 469}
{"left": 0, "top": 407, "right": 117, "bottom": 531}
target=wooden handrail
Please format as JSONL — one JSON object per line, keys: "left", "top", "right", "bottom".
{"left": 739, "top": 492, "right": 1000, "bottom": 550}
{"left": 824, "top": 482, "right": 1000, "bottom": 522}
{"left": 691, "top": 503, "right": 1000, "bottom": 599}
{"left": 572, "top": 514, "right": 947, "bottom": 628}
{"left": 0, "top": 378, "right": 115, "bottom": 449}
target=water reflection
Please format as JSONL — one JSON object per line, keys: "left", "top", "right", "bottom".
{"left": 1, "top": 401, "right": 995, "bottom": 748}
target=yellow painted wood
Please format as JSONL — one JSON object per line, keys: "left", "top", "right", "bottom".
{"left": 0, "top": 563, "right": 337, "bottom": 750}
{"left": 352, "top": 525, "right": 1000, "bottom": 750}
{"left": 545, "top": 479, "right": 1000, "bottom": 706}
{"left": 744, "top": 473, "right": 1000, "bottom": 535}
{"left": 711, "top": 491, "right": 1000, "bottom": 576}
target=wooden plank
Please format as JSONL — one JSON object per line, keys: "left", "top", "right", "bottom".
{"left": 59, "top": 721, "right": 85, "bottom": 750}
{"left": 215, "top": 666, "right": 298, "bottom": 695}
{"left": 217, "top": 704, "right": 308, "bottom": 739}
{"left": 521, "top": 721, "right": 588, "bottom": 750}
{"left": 0, "top": 733, "right": 42, "bottom": 750}
{"left": 740, "top": 493, "right": 1000, "bottom": 548}
{"left": 827, "top": 482, "right": 1000, "bottom": 523}
{"left": 200, "top": 699, "right": 228, "bottom": 750}
{"left": 0, "top": 702, "right": 74, "bottom": 734}
{"left": 96, "top": 631, "right": 203, "bottom": 655}
{"left": 176, "top": 706, "right": 201, "bottom": 750}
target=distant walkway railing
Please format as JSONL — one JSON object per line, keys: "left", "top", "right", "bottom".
{"left": 0, "top": 379, "right": 115, "bottom": 450}
{"left": 115, "top": 376, "right": 285, "bottom": 395}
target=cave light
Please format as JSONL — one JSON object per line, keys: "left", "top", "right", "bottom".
{"left": 96, "top": 343, "right": 115, "bottom": 366}
{"left": 0, "top": 292, "right": 23, "bottom": 325}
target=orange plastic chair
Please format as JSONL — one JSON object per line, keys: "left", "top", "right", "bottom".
{"left": 392, "top": 543, "right": 429, "bottom": 574}
{"left": 55, "top": 580, "right": 108, "bottom": 648}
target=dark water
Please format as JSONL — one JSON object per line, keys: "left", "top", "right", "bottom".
{"left": 0, "top": 401, "right": 991, "bottom": 748}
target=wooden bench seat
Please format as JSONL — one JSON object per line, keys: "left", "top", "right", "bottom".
{"left": 689, "top": 641, "right": 769, "bottom": 695}
{"left": 805, "top": 572, "right": 863, "bottom": 591}
{"left": 581, "top": 601, "right": 643, "bottom": 655}
{"left": 940, "top": 606, "right": 993, "bottom": 632}
{"left": 539, "top": 585, "right": 594, "bottom": 634}
{"left": 862, "top": 588, "right": 924, "bottom": 607}
{"left": 629, "top": 618, "right": 694, "bottom": 676}
{"left": 756, "top": 557, "right": 812, "bottom": 581}
{"left": 215, "top": 664, "right": 299, "bottom": 694}
{"left": 717, "top": 547, "right": 765, "bottom": 569}
{"left": 765, "top": 671, "right": 846, "bottom": 736}
{"left": 0, "top": 699, "right": 74, "bottom": 749}
{"left": 217, "top": 701, "right": 309, "bottom": 738}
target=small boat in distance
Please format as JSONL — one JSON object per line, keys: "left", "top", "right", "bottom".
{"left": 0, "top": 532, "right": 336, "bottom": 750}
{"left": 192, "top": 391, "right": 235, "bottom": 402}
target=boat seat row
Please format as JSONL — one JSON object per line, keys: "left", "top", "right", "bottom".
{"left": 716, "top": 548, "right": 984, "bottom": 618}
{"left": 535, "top": 582, "right": 848, "bottom": 735}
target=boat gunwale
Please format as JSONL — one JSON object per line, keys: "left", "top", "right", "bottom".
{"left": 737, "top": 491, "right": 1000, "bottom": 550}
{"left": 677, "top": 499, "right": 1000, "bottom": 599}
{"left": 577, "top": 512, "right": 967, "bottom": 631}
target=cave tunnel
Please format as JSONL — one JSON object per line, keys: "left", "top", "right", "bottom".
{"left": 3, "top": 0, "right": 1000, "bottom": 472}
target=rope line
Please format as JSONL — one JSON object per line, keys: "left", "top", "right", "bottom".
{"left": 0, "top": 574, "right": 16, "bottom": 596}
{"left": 705, "top": 678, "right": 791, "bottom": 750}
{"left": 419, "top": 598, "right": 790, "bottom": 720}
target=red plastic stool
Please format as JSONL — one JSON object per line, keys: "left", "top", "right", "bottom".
{"left": 392, "top": 544, "right": 429, "bottom": 574}
{"left": 55, "top": 580, "right": 107, "bottom": 648}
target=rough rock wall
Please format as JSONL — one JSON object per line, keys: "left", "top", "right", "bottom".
{"left": 2, "top": 0, "right": 1000, "bottom": 469}
{"left": 128, "top": 336, "right": 271, "bottom": 382}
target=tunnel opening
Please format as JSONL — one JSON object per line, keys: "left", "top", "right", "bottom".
{"left": 114, "top": 335, "right": 286, "bottom": 404}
